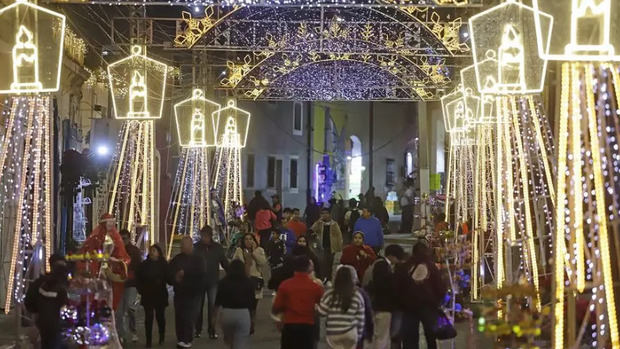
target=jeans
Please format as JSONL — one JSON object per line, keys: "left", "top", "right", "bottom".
{"left": 281, "top": 323, "right": 315, "bottom": 349}
{"left": 144, "top": 304, "right": 166, "bottom": 346}
{"left": 220, "top": 308, "right": 251, "bottom": 349}
{"left": 175, "top": 295, "right": 200, "bottom": 344}
{"left": 401, "top": 309, "right": 437, "bottom": 349}
{"left": 115, "top": 286, "right": 137, "bottom": 340}
{"left": 196, "top": 282, "right": 218, "bottom": 335}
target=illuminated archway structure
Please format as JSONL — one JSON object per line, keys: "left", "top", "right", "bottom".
{"left": 165, "top": 89, "right": 220, "bottom": 258}
{"left": 0, "top": 0, "right": 65, "bottom": 312}
{"left": 106, "top": 45, "right": 168, "bottom": 251}
{"left": 202, "top": 5, "right": 463, "bottom": 100}
{"left": 532, "top": 0, "right": 620, "bottom": 347}
{"left": 212, "top": 100, "right": 251, "bottom": 226}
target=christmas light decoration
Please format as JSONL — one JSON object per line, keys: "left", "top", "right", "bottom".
{"left": 216, "top": 8, "right": 458, "bottom": 101}
{"left": 165, "top": 89, "right": 220, "bottom": 258}
{"left": 212, "top": 100, "right": 250, "bottom": 224}
{"left": 106, "top": 45, "right": 167, "bottom": 250}
{"left": 531, "top": 1, "right": 620, "bottom": 347}
{"left": 0, "top": 0, "right": 64, "bottom": 313}
{"left": 0, "top": 0, "right": 65, "bottom": 94}
{"left": 468, "top": 0, "right": 557, "bottom": 314}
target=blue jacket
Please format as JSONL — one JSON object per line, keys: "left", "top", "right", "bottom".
{"left": 353, "top": 217, "right": 384, "bottom": 248}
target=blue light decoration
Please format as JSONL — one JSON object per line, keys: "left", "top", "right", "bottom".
{"left": 315, "top": 154, "right": 334, "bottom": 204}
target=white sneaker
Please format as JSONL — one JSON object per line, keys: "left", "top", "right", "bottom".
{"left": 177, "top": 342, "right": 192, "bottom": 348}
{"left": 131, "top": 334, "right": 138, "bottom": 343}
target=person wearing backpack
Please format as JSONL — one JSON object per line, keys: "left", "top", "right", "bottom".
{"left": 394, "top": 243, "right": 447, "bottom": 349}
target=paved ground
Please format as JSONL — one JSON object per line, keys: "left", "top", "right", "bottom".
{"left": 1, "top": 292, "right": 487, "bottom": 349}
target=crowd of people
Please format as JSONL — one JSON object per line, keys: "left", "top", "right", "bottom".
{"left": 24, "top": 189, "right": 449, "bottom": 349}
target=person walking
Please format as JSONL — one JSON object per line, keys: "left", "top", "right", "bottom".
{"left": 310, "top": 208, "right": 343, "bottom": 282}
{"left": 340, "top": 232, "right": 377, "bottom": 281}
{"left": 247, "top": 190, "right": 269, "bottom": 222}
{"left": 372, "top": 197, "right": 390, "bottom": 229}
{"left": 317, "top": 266, "right": 366, "bottom": 349}
{"left": 353, "top": 207, "right": 384, "bottom": 254}
{"left": 364, "top": 255, "right": 398, "bottom": 349}
{"left": 25, "top": 254, "right": 69, "bottom": 349}
{"left": 168, "top": 236, "right": 205, "bottom": 348}
{"left": 233, "top": 233, "right": 267, "bottom": 333}
{"left": 116, "top": 229, "right": 142, "bottom": 344}
{"left": 394, "top": 243, "right": 446, "bottom": 349}
{"left": 285, "top": 208, "right": 308, "bottom": 238}
{"left": 214, "top": 260, "right": 255, "bottom": 349}
{"left": 194, "top": 225, "right": 229, "bottom": 339}
{"left": 304, "top": 197, "right": 321, "bottom": 227}
{"left": 344, "top": 199, "right": 361, "bottom": 245}
{"left": 272, "top": 194, "right": 283, "bottom": 222}
{"left": 272, "top": 256, "right": 324, "bottom": 349}
{"left": 399, "top": 179, "right": 414, "bottom": 234}
{"left": 136, "top": 244, "right": 168, "bottom": 347}
{"left": 254, "top": 200, "right": 277, "bottom": 250}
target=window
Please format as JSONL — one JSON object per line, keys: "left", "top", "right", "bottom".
{"left": 293, "top": 102, "right": 303, "bottom": 136}
{"left": 289, "top": 157, "right": 298, "bottom": 191}
{"left": 386, "top": 158, "right": 396, "bottom": 187}
{"left": 267, "top": 156, "right": 276, "bottom": 188}
{"left": 246, "top": 154, "right": 255, "bottom": 188}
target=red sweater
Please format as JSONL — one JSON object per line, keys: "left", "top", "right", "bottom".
{"left": 340, "top": 244, "right": 377, "bottom": 280}
{"left": 273, "top": 272, "right": 324, "bottom": 324}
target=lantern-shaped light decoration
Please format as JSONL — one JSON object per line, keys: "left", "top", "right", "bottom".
{"left": 460, "top": 64, "right": 495, "bottom": 124}
{"left": 0, "top": 0, "right": 65, "bottom": 94}
{"left": 534, "top": 0, "right": 620, "bottom": 61}
{"left": 174, "top": 89, "right": 220, "bottom": 148}
{"left": 107, "top": 45, "right": 168, "bottom": 120}
{"left": 469, "top": 0, "right": 553, "bottom": 95}
{"left": 214, "top": 100, "right": 251, "bottom": 149}
{"left": 440, "top": 86, "right": 477, "bottom": 134}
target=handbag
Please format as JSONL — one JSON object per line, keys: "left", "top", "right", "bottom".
{"left": 432, "top": 308, "right": 457, "bottom": 340}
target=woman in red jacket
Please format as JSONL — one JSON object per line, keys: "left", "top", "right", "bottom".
{"left": 340, "top": 231, "right": 377, "bottom": 281}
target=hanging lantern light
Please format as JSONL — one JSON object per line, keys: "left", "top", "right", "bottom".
{"left": 0, "top": 0, "right": 66, "bottom": 94}
{"left": 107, "top": 45, "right": 168, "bottom": 120}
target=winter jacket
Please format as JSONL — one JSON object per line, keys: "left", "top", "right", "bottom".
{"left": 136, "top": 258, "right": 169, "bottom": 308}
{"left": 310, "top": 219, "right": 344, "bottom": 254}
{"left": 394, "top": 258, "right": 446, "bottom": 311}
{"left": 167, "top": 252, "right": 205, "bottom": 298}
{"left": 193, "top": 241, "right": 229, "bottom": 286}
{"left": 24, "top": 274, "right": 68, "bottom": 337}
{"left": 340, "top": 244, "right": 377, "bottom": 281}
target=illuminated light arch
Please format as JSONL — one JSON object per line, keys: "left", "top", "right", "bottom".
{"left": 192, "top": 6, "right": 455, "bottom": 100}
{"left": 234, "top": 56, "right": 430, "bottom": 101}
{"left": 0, "top": 0, "right": 65, "bottom": 313}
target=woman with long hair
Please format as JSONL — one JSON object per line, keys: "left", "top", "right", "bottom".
{"left": 136, "top": 244, "right": 168, "bottom": 347}
{"left": 233, "top": 233, "right": 267, "bottom": 333}
{"left": 317, "top": 265, "right": 366, "bottom": 349}
{"left": 394, "top": 243, "right": 446, "bottom": 349}
{"left": 214, "top": 259, "right": 255, "bottom": 349}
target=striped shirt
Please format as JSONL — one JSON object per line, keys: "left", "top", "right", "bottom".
{"left": 316, "top": 288, "right": 365, "bottom": 339}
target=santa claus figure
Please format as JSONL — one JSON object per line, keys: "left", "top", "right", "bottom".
{"left": 79, "top": 213, "right": 131, "bottom": 309}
